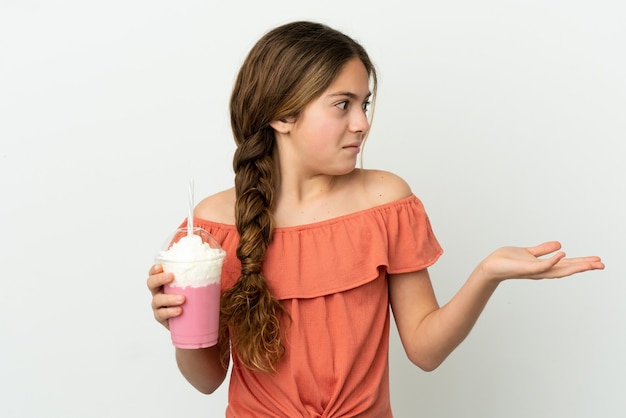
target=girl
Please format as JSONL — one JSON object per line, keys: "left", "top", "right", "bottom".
{"left": 147, "top": 21, "right": 604, "bottom": 417}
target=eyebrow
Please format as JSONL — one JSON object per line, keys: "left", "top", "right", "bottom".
{"left": 326, "top": 91, "right": 372, "bottom": 100}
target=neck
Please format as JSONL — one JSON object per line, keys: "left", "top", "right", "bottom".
{"left": 277, "top": 170, "right": 338, "bottom": 205}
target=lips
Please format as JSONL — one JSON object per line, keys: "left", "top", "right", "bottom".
{"left": 342, "top": 141, "right": 361, "bottom": 152}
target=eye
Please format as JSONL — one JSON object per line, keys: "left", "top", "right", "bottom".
{"left": 336, "top": 101, "right": 348, "bottom": 110}
{"left": 362, "top": 101, "right": 371, "bottom": 112}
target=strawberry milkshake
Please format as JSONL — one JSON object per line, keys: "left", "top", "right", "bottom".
{"left": 156, "top": 227, "right": 226, "bottom": 349}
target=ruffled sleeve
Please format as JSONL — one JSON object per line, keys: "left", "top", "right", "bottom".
{"left": 382, "top": 195, "right": 443, "bottom": 274}
{"left": 262, "top": 195, "right": 442, "bottom": 300}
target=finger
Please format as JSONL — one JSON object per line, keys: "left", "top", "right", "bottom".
{"left": 526, "top": 252, "right": 566, "bottom": 276}
{"left": 154, "top": 306, "right": 183, "bottom": 329}
{"left": 147, "top": 271, "right": 174, "bottom": 296}
{"left": 149, "top": 263, "right": 163, "bottom": 276}
{"left": 545, "top": 256, "right": 605, "bottom": 274}
{"left": 559, "top": 255, "right": 603, "bottom": 264}
{"left": 152, "top": 292, "right": 185, "bottom": 330}
{"left": 529, "top": 257, "right": 605, "bottom": 279}
{"left": 151, "top": 292, "right": 185, "bottom": 311}
{"left": 527, "top": 241, "right": 562, "bottom": 258}
{"left": 558, "top": 257, "right": 605, "bottom": 272}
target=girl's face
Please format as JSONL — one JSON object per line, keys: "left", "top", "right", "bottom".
{"left": 278, "top": 57, "right": 372, "bottom": 177}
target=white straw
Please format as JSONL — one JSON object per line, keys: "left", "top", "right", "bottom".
{"left": 188, "top": 178, "right": 194, "bottom": 237}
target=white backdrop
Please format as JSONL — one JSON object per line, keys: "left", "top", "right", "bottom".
{"left": 1, "top": 1, "right": 624, "bottom": 417}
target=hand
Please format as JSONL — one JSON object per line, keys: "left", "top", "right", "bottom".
{"left": 478, "top": 241, "right": 605, "bottom": 283}
{"left": 147, "top": 264, "right": 185, "bottom": 329}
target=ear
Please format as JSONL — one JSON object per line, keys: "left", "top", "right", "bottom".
{"left": 269, "top": 118, "right": 293, "bottom": 134}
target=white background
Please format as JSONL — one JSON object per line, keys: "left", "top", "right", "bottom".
{"left": 1, "top": 1, "right": 624, "bottom": 417}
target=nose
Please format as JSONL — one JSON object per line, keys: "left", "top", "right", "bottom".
{"left": 349, "top": 107, "right": 370, "bottom": 133}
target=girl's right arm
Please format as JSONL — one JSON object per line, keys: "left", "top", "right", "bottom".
{"left": 147, "top": 264, "right": 229, "bottom": 394}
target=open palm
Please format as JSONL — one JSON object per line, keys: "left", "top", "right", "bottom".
{"left": 479, "top": 241, "right": 604, "bottom": 282}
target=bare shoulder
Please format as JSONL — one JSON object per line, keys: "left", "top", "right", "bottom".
{"left": 194, "top": 187, "right": 236, "bottom": 225}
{"left": 358, "top": 169, "right": 413, "bottom": 206}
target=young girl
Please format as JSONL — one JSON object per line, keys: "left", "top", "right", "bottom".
{"left": 147, "top": 21, "right": 604, "bottom": 417}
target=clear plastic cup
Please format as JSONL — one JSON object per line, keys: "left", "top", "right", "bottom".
{"left": 155, "top": 227, "right": 226, "bottom": 348}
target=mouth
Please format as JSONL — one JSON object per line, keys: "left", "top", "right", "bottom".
{"left": 342, "top": 142, "right": 362, "bottom": 153}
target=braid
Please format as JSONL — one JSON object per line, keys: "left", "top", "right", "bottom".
{"left": 220, "top": 128, "right": 287, "bottom": 372}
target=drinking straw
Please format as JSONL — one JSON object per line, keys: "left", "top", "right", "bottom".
{"left": 188, "top": 179, "right": 194, "bottom": 237}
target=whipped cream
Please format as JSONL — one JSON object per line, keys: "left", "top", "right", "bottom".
{"left": 157, "top": 234, "right": 226, "bottom": 287}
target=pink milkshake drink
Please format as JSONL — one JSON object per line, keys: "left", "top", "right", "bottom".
{"left": 156, "top": 227, "right": 226, "bottom": 349}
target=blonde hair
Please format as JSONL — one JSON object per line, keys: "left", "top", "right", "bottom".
{"left": 220, "top": 21, "right": 378, "bottom": 372}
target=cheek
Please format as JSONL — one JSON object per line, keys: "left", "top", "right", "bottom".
{"left": 307, "top": 123, "right": 337, "bottom": 152}
{"left": 311, "top": 115, "right": 341, "bottom": 137}
{"left": 296, "top": 108, "right": 342, "bottom": 151}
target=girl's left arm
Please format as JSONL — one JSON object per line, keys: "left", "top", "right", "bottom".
{"left": 389, "top": 241, "right": 604, "bottom": 371}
